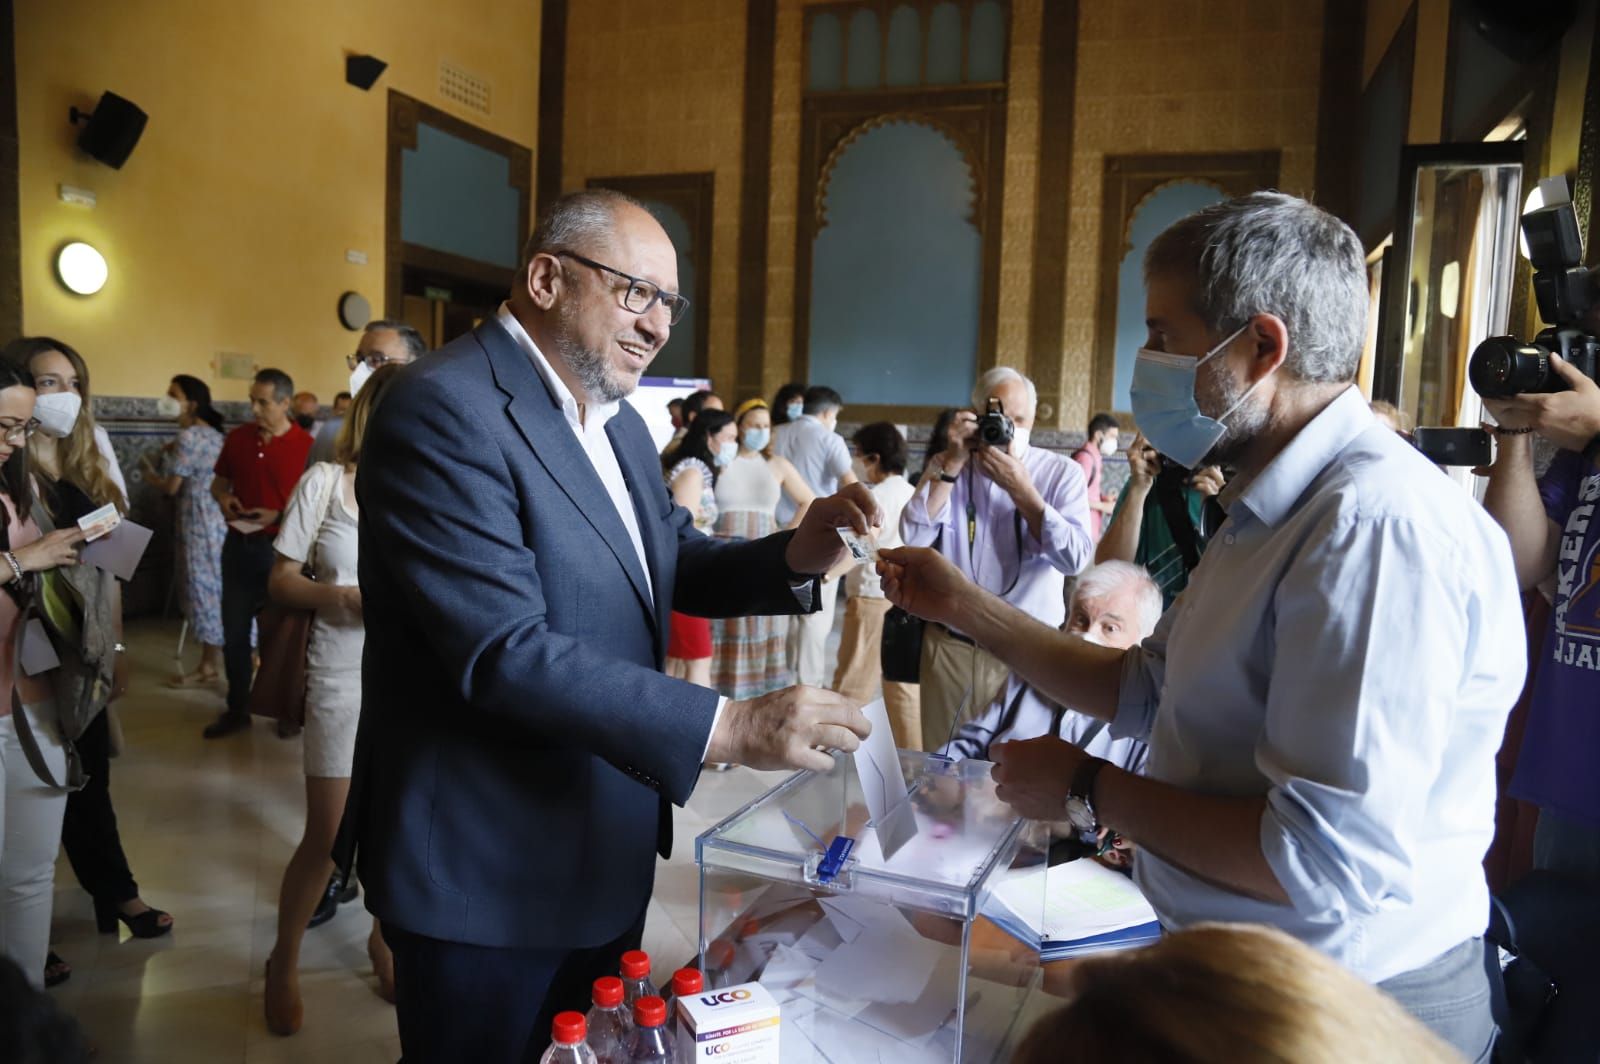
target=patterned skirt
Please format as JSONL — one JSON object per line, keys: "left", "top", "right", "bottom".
{"left": 710, "top": 509, "right": 791, "bottom": 700}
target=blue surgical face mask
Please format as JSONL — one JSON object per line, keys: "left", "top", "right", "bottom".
{"left": 742, "top": 428, "right": 770, "bottom": 452}
{"left": 1129, "top": 323, "right": 1258, "bottom": 469}
{"left": 785, "top": 402, "right": 804, "bottom": 421}
{"left": 715, "top": 439, "right": 738, "bottom": 467}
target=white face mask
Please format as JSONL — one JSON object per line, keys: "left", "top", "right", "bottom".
{"left": 349, "top": 361, "right": 375, "bottom": 397}
{"left": 1010, "top": 425, "right": 1031, "bottom": 456}
{"left": 714, "top": 439, "right": 738, "bottom": 467}
{"left": 1099, "top": 436, "right": 1118, "bottom": 457}
{"left": 156, "top": 395, "right": 183, "bottom": 419}
{"left": 33, "top": 391, "right": 82, "bottom": 439}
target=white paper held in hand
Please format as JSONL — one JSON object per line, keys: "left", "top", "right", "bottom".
{"left": 76, "top": 502, "right": 121, "bottom": 542}
{"left": 835, "top": 526, "right": 878, "bottom": 564}
{"left": 851, "top": 697, "right": 918, "bottom": 860}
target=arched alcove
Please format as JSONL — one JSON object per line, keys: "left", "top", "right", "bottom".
{"left": 808, "top": 119, "right": 980, "bottom": 406}
{"left": 1110, "top": 181, "right": 1227, "bottom": 412}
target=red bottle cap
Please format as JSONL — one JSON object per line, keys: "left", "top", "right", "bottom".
{"left": 634, "top": 995, "right": 667, "bottom": 1028}
{"left": 671, "top": 968, "right": 705, "bottom": 997}
{"left": 552, "top": 1011, "right": 587, "bottom": 1044}
{"left": 592, "top": 976, "right": 623, "bottom": 1008}
{"left": 620, "top": 950, "right": 652, "bottom": 980}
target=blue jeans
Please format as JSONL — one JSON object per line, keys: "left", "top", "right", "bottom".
{"left": 1378, "top": 938, "right": 1495, "bottom": 1062}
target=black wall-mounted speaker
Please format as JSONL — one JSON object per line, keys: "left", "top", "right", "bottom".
{"left": 1460, "top": 0, "right": 1579, "bottom": 63}
{"left": 346, "top": 54, "right": 388, "bottom": 91}
{"left": 71, "top": 92, "right": 147, "bottom": 169}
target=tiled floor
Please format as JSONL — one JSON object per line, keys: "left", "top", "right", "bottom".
{"left": 47, "top": 620, "right": 792, "bottom": 1063}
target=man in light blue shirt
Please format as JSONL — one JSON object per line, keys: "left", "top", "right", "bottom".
{"left": 879, "top": 192, "right": 1524, "bottom": 1061}
{"left": 771, "top": 385, "right": 857, "bottom": 684}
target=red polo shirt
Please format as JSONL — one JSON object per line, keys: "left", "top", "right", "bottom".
{"left": 214, "top": 422, "right": 314, "bottom": 534}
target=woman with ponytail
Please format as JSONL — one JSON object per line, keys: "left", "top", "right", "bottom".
{"left": 145, "top": 374, "right": 226, "bottom": 686}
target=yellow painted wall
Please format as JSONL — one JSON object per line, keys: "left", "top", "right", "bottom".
{"left": 16, "top": 0, "right": 541, "bottom": 402}
{"left": 560, "top": 0, "right": 747, "bottom": 395}
{"left": 1057, "top": 0, "right": 1324, "bottom": 426}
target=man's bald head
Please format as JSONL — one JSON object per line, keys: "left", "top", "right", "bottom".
{"left": 513, "top": 190, "right": 681, "bottom": 405}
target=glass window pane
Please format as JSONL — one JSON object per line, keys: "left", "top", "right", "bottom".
{"left": 926, "top": 2, "right": 962, "bottom": 85}
{"left": 808, "top": 13, "right": 843, "bottom": 92}
{"left": 968, "top": 1, "right": 1006, "bottom": 82}
{"left": 885, "top": 5, "right": 922, "bottom": 87}
{"left": 845, "top": 9, "right": 882, "bottom": 90}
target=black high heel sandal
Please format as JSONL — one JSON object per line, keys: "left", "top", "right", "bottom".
{"left": 95, "top": 897, "right": 173, "bottom": 938}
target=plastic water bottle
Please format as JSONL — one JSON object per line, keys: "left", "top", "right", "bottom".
{"left": 620, "top": 950, "right": 658, "bottom": 1012}
{"left": 540, "top": 1011, "right": 598, "bottom": 1064}
{"left": 627, "top": 996, "right": 672, "bottom": 1063}
{"left": 664, "top": 968, "right": 703, "bottom": 1055}
{"left": 586, "top": 976, "right": 632, "bottom": 1064}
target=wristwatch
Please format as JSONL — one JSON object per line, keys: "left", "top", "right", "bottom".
{"left": 1063, "top": 756, "right": 1110, "bottom": 841}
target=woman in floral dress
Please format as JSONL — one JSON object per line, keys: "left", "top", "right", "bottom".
{"left": 146, "top": 374, "right": 227, "bottom": 685}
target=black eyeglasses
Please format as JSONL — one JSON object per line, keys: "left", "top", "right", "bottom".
{"left": 556, "top": 251, "right": 690, "bottom": 326}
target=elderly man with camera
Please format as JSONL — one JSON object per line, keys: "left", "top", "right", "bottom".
{"left": 899, "top": 367, "right": 1095, "bottom": 751}
{"left": 881, "top": 193, "right": 1525, "bottom": 1059}
{"left": 1478, "top": 205, "right": 1600, "bottom": 887}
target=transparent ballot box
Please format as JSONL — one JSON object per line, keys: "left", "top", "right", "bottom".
{"left": 695, "top": 751, "right": 1045, "bottom": 1062}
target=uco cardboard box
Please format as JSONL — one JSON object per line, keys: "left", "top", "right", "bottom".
{"left": 674, "top": 982, "right": 779, "bottom": 1063}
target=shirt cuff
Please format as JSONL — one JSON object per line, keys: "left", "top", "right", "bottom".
{"left": 789, "top": 578, "right": 816, "bottom": 610}
{"left": 701, "top": 696, "right": 729, "bottom": 763}
{"left": 1110, "top": 645, "right": 1159, "bottom": 742}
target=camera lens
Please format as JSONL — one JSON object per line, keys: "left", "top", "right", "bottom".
{"left": 1469, "top": 337, "right": 1553, "bottom": 397}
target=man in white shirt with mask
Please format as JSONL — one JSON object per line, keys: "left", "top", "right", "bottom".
{"left": 308, "top": 320, "right": 427, "bottom": 466}
{"left": 899, "top": 367, "right": 1094, "bottom": 750}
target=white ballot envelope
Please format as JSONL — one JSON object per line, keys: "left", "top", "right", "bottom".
{"left": 852, "top": 697, "right": 918, "bottom": 859}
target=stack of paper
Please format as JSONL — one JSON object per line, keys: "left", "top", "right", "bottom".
{"left": 985, "top": 859, "right": 1161, "bottom": 961}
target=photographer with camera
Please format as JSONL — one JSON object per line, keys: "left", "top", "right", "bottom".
{"left": 899, "top": 367, "right": 1094, "bottom": 750}
{"left": 1476, "top": 200, "right": 1600, "bottom": 886}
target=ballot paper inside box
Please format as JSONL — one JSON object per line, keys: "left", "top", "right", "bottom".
{"left": 696, "top": 751, "right": 1046, "bottom": 1063}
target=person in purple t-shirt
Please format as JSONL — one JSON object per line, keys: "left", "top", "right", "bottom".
{"left": 1481, "top": 349, "right": 1600, "bottom": 881}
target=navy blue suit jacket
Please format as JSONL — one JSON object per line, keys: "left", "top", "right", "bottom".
{"left": 345, "top": 318, "right": 815, "bottom": 950}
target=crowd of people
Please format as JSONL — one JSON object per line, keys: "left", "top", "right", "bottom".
{"left": 0, "top": 185, "right": 1595, "bottom": 1064}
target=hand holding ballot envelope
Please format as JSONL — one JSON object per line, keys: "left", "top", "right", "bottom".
{"left": 705, "top": 685, "right": 871, "bottom": 774}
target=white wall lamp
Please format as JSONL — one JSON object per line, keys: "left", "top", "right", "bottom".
{"left": 55, "top": 241, "right": 108, "bottom": 295}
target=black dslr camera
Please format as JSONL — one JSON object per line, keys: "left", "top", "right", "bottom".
{"left": 975, "top": 397, "right": 1014, "bottom": 449}
{"left": 1469, "top": 198, "right": 1600, "bottom": 397}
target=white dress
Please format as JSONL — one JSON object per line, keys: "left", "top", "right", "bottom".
{"left": 273, "top": 463, "right": 363, "bottom": 778}
{"left": 709, "top": 454, "right": 790, "bottom": 699}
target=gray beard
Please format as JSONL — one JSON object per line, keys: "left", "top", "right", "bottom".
{"left": 1198, "top": 360, "right": 1269, "bottom": 468}
{"left": 554, "top": 306, "right": 636, "bottom": 404}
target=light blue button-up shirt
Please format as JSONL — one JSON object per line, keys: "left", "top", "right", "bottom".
{"left": 1112, "top": 386, "right": 1526, "bottom": 983}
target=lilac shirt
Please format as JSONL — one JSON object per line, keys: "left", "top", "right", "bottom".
{"left": 899, "top": 445, "right": 1094, "bottom": 632}
{"left": 1510, "top": 448, "right": 1600, "bottom": 826}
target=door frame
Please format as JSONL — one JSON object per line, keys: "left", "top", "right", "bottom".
{"left": 384, "top": 90, "right": 532, "bottom": 318}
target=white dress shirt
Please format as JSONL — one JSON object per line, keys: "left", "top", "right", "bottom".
{"left": 1112, "top": 387, "right": 1526, "bottom": 983}
{"left": 498, "top": 305, "right": 652, "bottom": 601}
